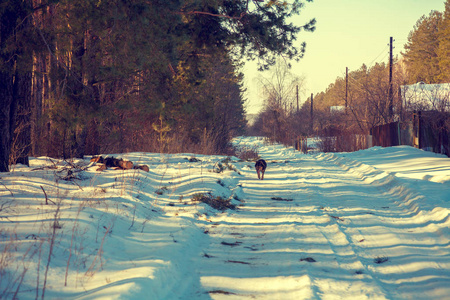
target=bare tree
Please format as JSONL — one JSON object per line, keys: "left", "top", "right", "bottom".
{"left": 254, "top": 60, "right": 306, "bottom": 142}
{"left": 257, "top": 60, "right": 305, "bottom": 112}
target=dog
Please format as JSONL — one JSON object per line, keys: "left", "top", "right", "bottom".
{"left": 255, "top": 159, "right": 267, "bottom": 180}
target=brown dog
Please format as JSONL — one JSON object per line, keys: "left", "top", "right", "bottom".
{"left": 255, "top": 159, "right": 267, "bottom": 180}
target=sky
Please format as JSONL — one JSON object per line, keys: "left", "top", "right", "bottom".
{"left": 243, "top": 0, "right": 447, "bottom": 114}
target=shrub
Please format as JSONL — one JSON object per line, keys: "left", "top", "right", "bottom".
{"left": 212, "top": 158, "right": 240, "bottom": 174}
{"left": 233, "top": 146, "right": 259, "bottom": 161}
{"left": 191, "top": 193, "right": 236, "bottom": 211}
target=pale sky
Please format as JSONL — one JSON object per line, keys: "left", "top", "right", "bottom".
{"left": 243, "top": 0, "right": 446, "bottom": 114}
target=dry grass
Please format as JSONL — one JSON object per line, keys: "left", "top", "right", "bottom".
{"left": 191, "top": 193, "right": 236, "bottom": 211}
{"left": 0, "top": 159, "right": 129, "bottom": 298}
{"left": 233, "top": 145, "right": 260, "bottom": 161}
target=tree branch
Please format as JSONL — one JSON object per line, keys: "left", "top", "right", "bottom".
{"left": 176, "top": 10, "right": 247, "bottom": 21}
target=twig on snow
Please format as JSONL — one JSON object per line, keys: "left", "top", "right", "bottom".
{"left": 40, "top": 186, "right": 55, "bottom": 205}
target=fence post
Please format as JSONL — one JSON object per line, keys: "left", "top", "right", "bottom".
{"left": 418, "top": 111, "right": 422, "bottom": 149}
{"left": 302, "top": 137, "right": 307, "bottom": 154}
{"left": 413, "top": 111, "right": 419, "bottom": 148}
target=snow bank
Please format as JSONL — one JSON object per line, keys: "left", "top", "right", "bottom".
{"left": 0, "top": 137, "right": 449, "bottom": 299}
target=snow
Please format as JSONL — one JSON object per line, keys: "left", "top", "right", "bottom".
{"left": 401, "top": 82, "right": 450, "bottom": 111}
{"left": 1, "top": 136, "right": 449, "bottom": 299}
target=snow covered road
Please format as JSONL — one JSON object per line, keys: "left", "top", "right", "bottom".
{"left": 177, "top": 140, "right": 449, "bottom": 299}
{"left": 1, "top": 137, "right": 449, "bottom": 299}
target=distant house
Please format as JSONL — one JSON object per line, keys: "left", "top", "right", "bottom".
{"left": 401, "top": 82, "right": 450, "bottom": 112}
{"left": 330, "top": 106, "right": 345, "bottom": 113}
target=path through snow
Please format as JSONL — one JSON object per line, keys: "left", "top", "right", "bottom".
{"left": 0, "top": 137, "right": 448, "bottom": 299}
{"left": 177, "top": 138, "right": 449, "bottom": 299}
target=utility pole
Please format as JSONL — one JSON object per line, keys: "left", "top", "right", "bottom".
{"left": 296, "top": 85, "right": 299, "bottom": 112}
{"left": 310, "top": 93, "right": 313, "bottom": 134}
{"left": 388, "top": 36, "right": 394, "bottom": 120}
{"left": 398, "top": 86, "right": 402, "bottom": 121}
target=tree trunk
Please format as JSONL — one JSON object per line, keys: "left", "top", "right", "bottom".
{"left": 0, "top": 73, "right": 14, "bottom": 172}
{"left": 68, "top": 33, "right": 87, "bottom": 159}
{"left": 0, "top": 1, "right": 28, "bottom": 172}
{"left": 13, "top": 68, "right": 33, "bottom": 166}
{"left": 13, "top": 35, "right": 33, "bottom": 166}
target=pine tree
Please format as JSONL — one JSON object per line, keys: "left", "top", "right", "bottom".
{"left": 0, "top": 0, "right": 34, "bottom": 171}
{"left": 1, "top": 0, "right": 315, "bottom": 169}
{"left": 403, "top": 11, "right": 443, "bottom": 84}
{"left": 438, "top": 0, "right": 450, "bottom": 82}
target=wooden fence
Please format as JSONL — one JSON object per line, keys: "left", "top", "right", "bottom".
{"left": 370, "top": 122, "right": 414, "bottom": 148}
{"left": 293, "top": 111, "right": 448, "bottom": 157}
{"left": 294, "top": 137, "right": 308, "bottom": 154}
{"left": 371, "top": 112, "right": 449, "bottom": 157}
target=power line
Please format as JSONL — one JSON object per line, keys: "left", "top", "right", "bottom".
{"left": 368, "top": 45, "right": 389, "bottom": 67}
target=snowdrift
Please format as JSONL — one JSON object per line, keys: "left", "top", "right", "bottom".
{"left": 1, "top": 137, "right": 449, "bottom": 299}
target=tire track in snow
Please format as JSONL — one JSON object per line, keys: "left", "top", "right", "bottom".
{"left": 190, "top": 158, "right": 320, "bottom": 299}
{"left": 315, "top": 153, "right": 450, "bottom": 300}
{"left": 190, "top": 155, "right": 391, "bottom": 299}
{"left": 180, "top": 139, "right": 448, "bottom": 299}
{"left": 290, "top": 155, "right": 392, "bottom": 299}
